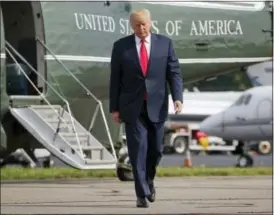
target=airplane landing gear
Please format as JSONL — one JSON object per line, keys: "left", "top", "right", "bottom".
{"left": 236, "top": 153, "right": 253, "bottom": 167}
{"left": 235, "top": 141, "right": 254, "bottom": 168}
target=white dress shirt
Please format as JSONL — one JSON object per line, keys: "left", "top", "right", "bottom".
{"left": 135, "top": 34, "right": 151, "bottom": 60}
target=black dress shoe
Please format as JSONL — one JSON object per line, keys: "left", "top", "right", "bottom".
{"left": 147, "top": 183, "right": 156, "bottom": 202}
{"left": 136, "top": 197, "right": 149, "bottom": 208}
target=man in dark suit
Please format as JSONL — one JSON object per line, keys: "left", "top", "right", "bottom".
{"left": 109, "top": 8, "right": 183, "bottom": 208}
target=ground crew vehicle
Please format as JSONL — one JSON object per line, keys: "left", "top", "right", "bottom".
{"left": 163, "top": 121, "right": 237, "bottom": 155}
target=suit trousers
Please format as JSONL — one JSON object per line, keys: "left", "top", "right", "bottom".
{"left": 125, "top": 101, "right": 165, "bottom": 198}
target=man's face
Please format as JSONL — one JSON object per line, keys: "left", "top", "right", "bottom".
{"left": 130, "top": 14, "right": 151, "bottom": 39}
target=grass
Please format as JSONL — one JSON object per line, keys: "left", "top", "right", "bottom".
{"left": 0, "top": 167, "right": 272, "bottom": 180}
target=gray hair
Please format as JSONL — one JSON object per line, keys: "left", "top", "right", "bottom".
{"left": 129, "top": 8, "right": 151, "bottom": 20}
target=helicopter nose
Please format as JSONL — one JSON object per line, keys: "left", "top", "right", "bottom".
{"left": 200, "top": 112, "right": 223, "bottom": 136}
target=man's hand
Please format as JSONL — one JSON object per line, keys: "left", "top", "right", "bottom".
{"left": 112, "top": 111, "right": 120, "bottom": 124}
{"left": 174, "top": 100, "right": 183, "bottom": 114}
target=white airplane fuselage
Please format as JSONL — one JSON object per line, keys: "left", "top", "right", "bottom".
{"left": 200, "top": 86, "right": 273, "bottom": 141}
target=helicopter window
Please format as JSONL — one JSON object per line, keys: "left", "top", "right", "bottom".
{"left": 234, "top": 95, "right": 245, "bottom": 106}
{"left": 103, "top": 1, "right": 110, "bottom": 6}
{"left": 243, "top": 94, "right": 252, "bottom": 105}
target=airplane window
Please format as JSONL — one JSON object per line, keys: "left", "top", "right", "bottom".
{"left": 234, "top": 95, "right": 245, "bottom": 106}
{"left": 244, "top": 94, "right": 252, "bottom": 105}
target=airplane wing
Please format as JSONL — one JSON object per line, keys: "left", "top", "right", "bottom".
{"left": 168, "top": 91, "right": 241, "bottom": 120}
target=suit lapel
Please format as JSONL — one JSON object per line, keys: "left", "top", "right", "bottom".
{"left": 147, "top": 33, "right": 157, "bottom": 73}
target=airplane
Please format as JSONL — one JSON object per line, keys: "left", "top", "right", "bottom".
{"left": 0, "top": 1, "right": 272, "bottom": 172}
{"left": 168, "top": 58, "right": 273, "bottom": 122}
{"left": 199, "top": 85, "right": 273, "bottom": 167}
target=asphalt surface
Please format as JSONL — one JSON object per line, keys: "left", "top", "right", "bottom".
{"left": 160, "top": 154, "right": 273, "bottom": 167}
{"left": 51, "top": 154, "right": 273, "bottom": 168}
{"left": 1, "top": 176, "right": 272, "bottom": 214}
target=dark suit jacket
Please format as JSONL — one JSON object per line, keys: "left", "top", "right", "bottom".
{"left": 109, "top": 33, "right": 183, "bottom": 123}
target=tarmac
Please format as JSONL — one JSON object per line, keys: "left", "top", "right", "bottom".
{"left": 53, "top": 154, "right": 273, "bottom": 168}
{"left": 1, "top": 176, "right": 272, "bottom": 214}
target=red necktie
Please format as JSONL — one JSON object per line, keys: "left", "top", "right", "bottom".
{"left": 140, "top": 39, "right": 148, "bottom": 76}
{"left": 140, "top": 40, "right": 148, "bottom": 99}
